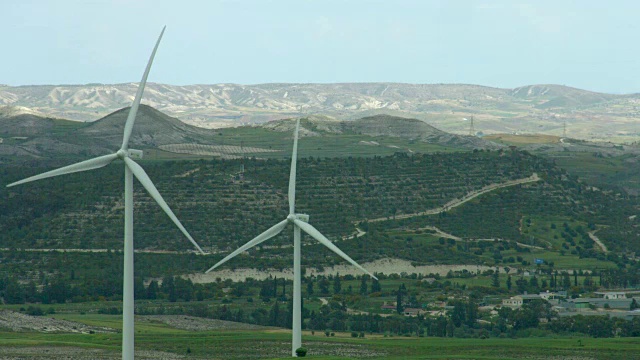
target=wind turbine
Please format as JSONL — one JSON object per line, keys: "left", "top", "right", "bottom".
{"left": 206, "top": 118, "right": 377, "bottom": 357}
{"left": 6, "top": 27, "right": 205, "bottom": 360}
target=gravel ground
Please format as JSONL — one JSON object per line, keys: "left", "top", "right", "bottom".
{"left": 138, "top": 315, "right": 273, "bottom": 331}
{"left": 0, "top": 310, "right": 115, "bottom": 334}
{"left": 196, "top": 340, "right": 387, "bottom": 359}
{"left": 0, "top": 347, "right": 185, "bottom": 360}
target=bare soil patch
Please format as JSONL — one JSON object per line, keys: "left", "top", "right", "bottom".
{"left": 138, "top": 315, "right": 273, "bottom": 331}
{"left": 189, "top": 258, "right": 494, "bottom": 283}
{"left": 0, "top": 310, "right": 115, "bottom": 334}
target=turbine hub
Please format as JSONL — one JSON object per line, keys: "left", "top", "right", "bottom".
{"left": 287, "top": 214, "right": 296, "bottom": 222}
{"left": 117, "top": 149, "right": 128, "bottom": 159}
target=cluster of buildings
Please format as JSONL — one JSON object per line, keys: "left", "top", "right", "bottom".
{"left": 501, "top": 291, "right": 640, "bottom": 321}
{"left": 380, "top": 291, "right": 640, "bottom": 321}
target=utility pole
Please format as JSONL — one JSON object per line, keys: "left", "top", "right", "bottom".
{"left": 563, "top": 120, "right": 567, "bottom": 138}
{"left": 468, "top": 116, "right": 475, "bottom": 136}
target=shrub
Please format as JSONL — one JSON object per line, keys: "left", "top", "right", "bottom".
{"left": 295, "top": 347, "right": 307, "bottom": 357}
{"left": 26, "top": 306, "right": 44, "bottom": 316}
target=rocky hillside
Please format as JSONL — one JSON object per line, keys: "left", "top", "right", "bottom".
{"left": 0, "top": 105, "right": 70, "bottom": 137}
{"left": 76, "top": 105, "right": 217, "bottom": 149}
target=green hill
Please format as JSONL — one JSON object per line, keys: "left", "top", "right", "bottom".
{"left": 1, "top": 149, "right": 636, "bottom": 273}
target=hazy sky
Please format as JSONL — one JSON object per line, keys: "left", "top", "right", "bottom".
{"left": 3, "top": 0, "right": 639, "bottom": 93}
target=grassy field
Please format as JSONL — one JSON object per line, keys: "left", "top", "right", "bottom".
{"left": 0, "top": 314, "right": 638, "bottom": 360}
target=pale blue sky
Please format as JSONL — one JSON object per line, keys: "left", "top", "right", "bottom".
{"left": 2, "top": 0, "right": 639, "bottom": 93}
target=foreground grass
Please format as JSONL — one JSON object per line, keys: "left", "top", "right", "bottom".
{"left": 0, "top": 313, "right": 639, "bottom": 359}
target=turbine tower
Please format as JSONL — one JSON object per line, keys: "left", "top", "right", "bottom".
{"left": 6, "top": 27, "right": 205, "bottom": 360}
{"left": 206, "top": 118, "right": 377, "bottom": 357}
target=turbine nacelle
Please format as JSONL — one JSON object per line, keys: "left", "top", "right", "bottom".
{"left": 287, "top": 213, "right": 309, "bottom": 223}
{"left": 128, "top": 149, "right": 144, "bottom": 160}
{"left": 116, "top": 149, "right": 143, "bottom": 160}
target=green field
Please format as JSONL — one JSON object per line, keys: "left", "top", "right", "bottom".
{"left": 0, "top": 312, "right": 639, "bottom": 359}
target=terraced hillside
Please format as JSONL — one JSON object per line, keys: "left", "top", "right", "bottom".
{"left": 1, "top": 150, "right": 638, "bottom": 271}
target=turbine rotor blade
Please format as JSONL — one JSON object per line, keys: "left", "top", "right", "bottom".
{"left": 121, "top": 26, "right": 166, "bottom": 150}
{"left": 123, "top": 157, "right": 205, "bottom": 254}
{"left": 7, "top": 153, "right": 118, "bottom": 187}
{"left": 293, "top": 219, "right": 377, "bottom": 280}
{"left": 288, "top": 118, "right": 300, "bottom": 214}
{"left": 206, "top": 219, "right": 289, "bottom": 273}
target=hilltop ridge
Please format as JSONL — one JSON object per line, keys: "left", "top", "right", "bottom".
{"left": 262, "top": 114, "right": 501, "bottom": 150}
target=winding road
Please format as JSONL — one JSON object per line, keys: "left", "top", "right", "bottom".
{"left": 366, "top": 173, "right": 540, "bottom": 223}
{"left": 588, "top": 230, "right": 609, "bottom": 253}
{"left": 343, "top": 173, "right": 541, "bottom": 240}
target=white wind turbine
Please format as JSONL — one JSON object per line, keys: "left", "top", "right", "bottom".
{"left": 6, "top": 27, "right": 205, "bottom": 360}
{"left": 206, "top": 118, "right": 377, "bottom": 357}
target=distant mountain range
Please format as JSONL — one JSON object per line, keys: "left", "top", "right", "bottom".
{"left": 1, "top": 83, "right": 639, "bottom": 141}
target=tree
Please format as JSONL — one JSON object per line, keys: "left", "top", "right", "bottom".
{"left": 360, "top": 276, "right": 368, "bottom": 295}
{"left": 162, "top": 276, "right": 177, "bottom": 302}
{"left": 631, "top": 298, "right": 639, "bottom": 311}
{"left": 146, "top": 280, "right": 158, "bottom": 300}
{"left": 261, "top": 280, "right": 274, "bottom": 299}
{"left": 562, "top": 273, "right": 571, "bottom": 289}
{"left": 371, "top": 278, "right": 382, "bottom": 293}
{"left": 529, "top": 276, "right": 539, "bottom": 292}
{"left": 506, "top": 275, "right": 512, "bottom": 291}
{"left": 465, "top": 299, "right": 479, "bottom": 327}
{"left": 451, "top": 301, "right": 465, "bottom": 327}
{"left": 396, "top": 286, "right": 404, "bottom": 314}
{"left": 333, "top": 274, "right": 342, "bottom": 294}
{"left": 269, "top": 301, "right": 281, "bottom": 327}
{"left": 491, "top": 269, "right": 500, "bottom": 288}
{"left": 319, "top": 277, "right": 330, "bottom": 295}
{"left": 25, "top": 281, "right": 38, "bottom": 303}
{"left": 134, "top": 277, "right": 146, "bottom": 300}
{"left": 4, "top": 278, "right": 25, "bottom": 304}
{"left": 516, "top": 278, "right": 528, "bottom": 294}
{"left": 306, "top": 280, "right": 314, "bottom": 297}
{"left": 446, "top": 318, "right": 455, "bottom": 337}
{"left": 175, "top": 278, "right": 194, "bottom": 301}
